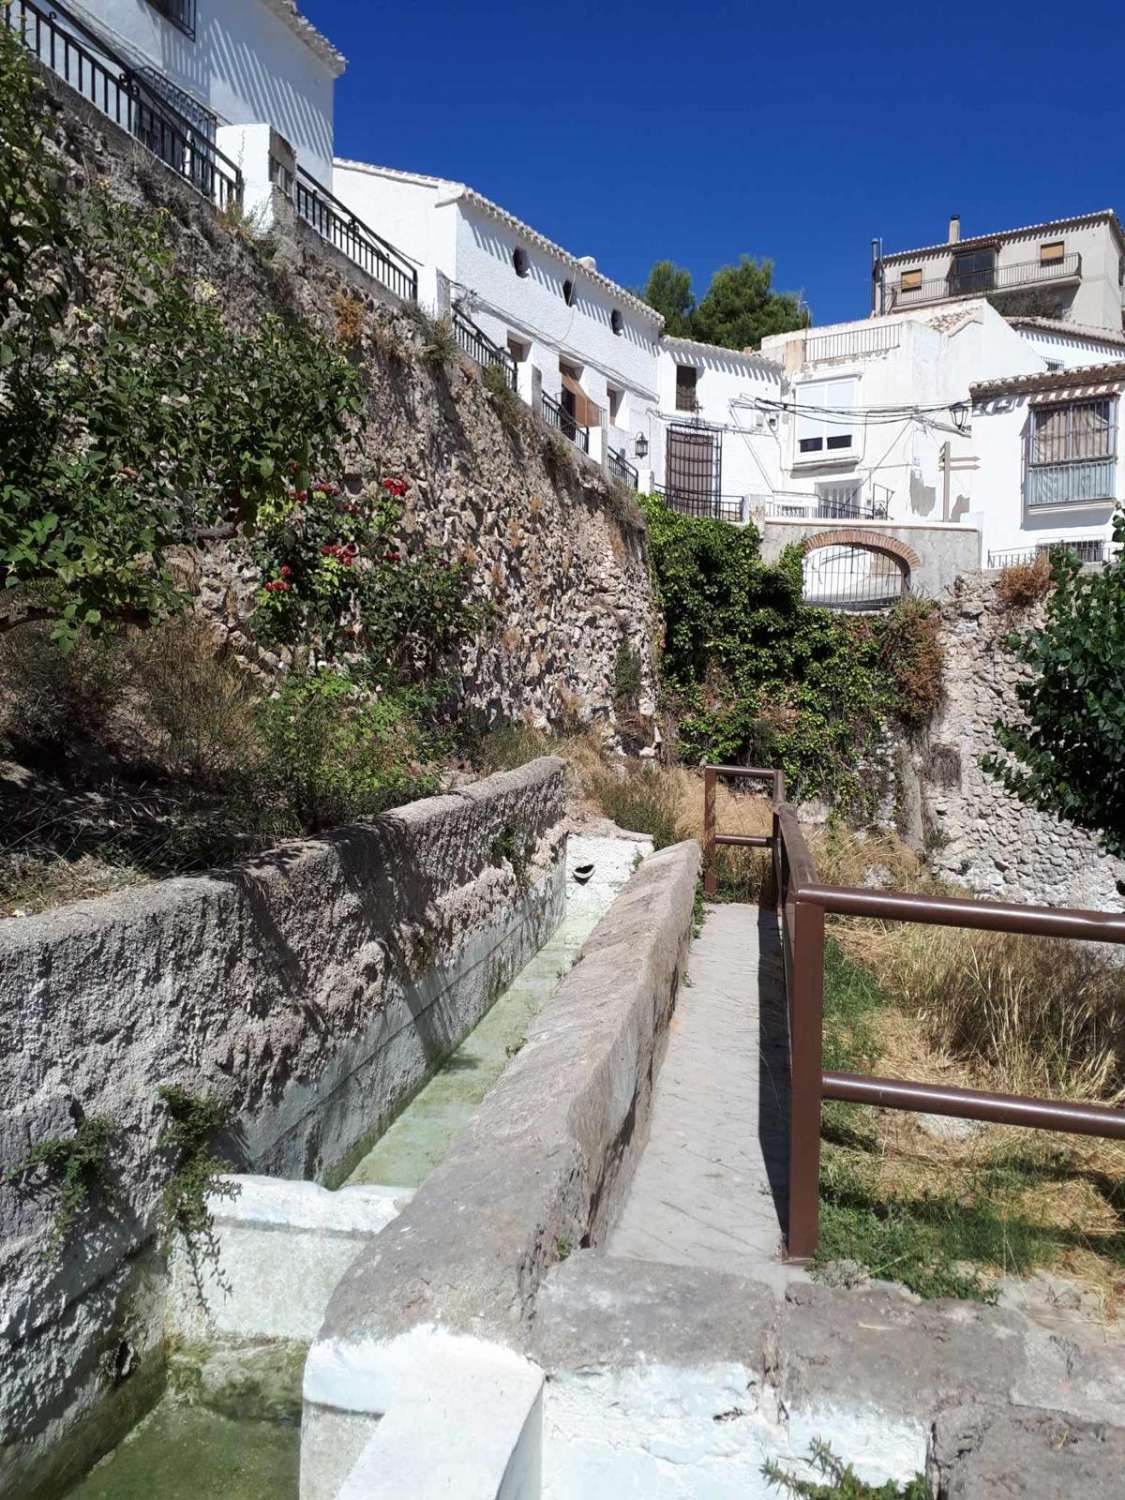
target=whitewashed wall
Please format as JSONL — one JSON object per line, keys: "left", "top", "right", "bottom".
{"left": 762, "top": 302, "right": 1059, "bottom": 560}
{"left": 66, "top": 0, "right": 340, "bottom": 183}
{"left": 452, "top": 201, "right": 661, "bottom": 432}
{"left": 331, "top": 165, "right": 451, "bottom": 312}
{"left": 654, "top": 338, "right": 783, "bottom": 504}
{"left": 1014, "top": 325, "right": 1125, "bottom": 370}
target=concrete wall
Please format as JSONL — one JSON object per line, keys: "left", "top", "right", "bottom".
{"left": 0, "top": 760, "right": 567, "bottom": 1500}
{"left": 302, "top": 839, "right": 702, "bottom": 1499}
{"left": 64, "top": 0, "right": 341, "bottom": 182}
{"left": 758, "top": 516, "right": 981, "bottom": 599}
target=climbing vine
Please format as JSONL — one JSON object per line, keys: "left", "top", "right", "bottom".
{"left": 639, "top": 495, "right": 942, "bottom": 812}
{"left": 157, "top": 1084, "right": 240, "bottom": 1284}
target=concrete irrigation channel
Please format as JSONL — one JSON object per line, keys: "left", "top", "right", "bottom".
{"left": 4, "top": 756, "right": 1125, "bottom": 1497}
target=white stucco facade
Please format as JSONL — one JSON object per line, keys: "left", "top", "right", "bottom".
{"left": 59, "top": 0, "right": 344, "bottom": 184}
{"left": 653, "top": 337, "right": 783, "bottom": 514}
{"left": 759, "top": 300, "right": 1122, "bottom": 568}
{"left": 332, "top": 162, "right": 663, "bottom": 474}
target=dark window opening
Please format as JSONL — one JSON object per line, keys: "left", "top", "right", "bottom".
{"left": 145, "top": 0, "right": 196, "bottom": 39}
{"left": 562, "top": 278, "right": 575, "bottom": 306}
{"left": 826, "top": 434, "right": 852, "bottom": 450}
{"left": 513, "top": 247, "right": 529, "bottom": 278}
{"left": 799, "top": 437, "right": 823, "bottom": 453}
{"left": 611, "top": 309, "right": 624, "bottom": 335}
{"left": 949, "top": 246, "right": 996, "bottom": 296}
{"left": 675, "top": 365, "right": 699, "bottom": 413}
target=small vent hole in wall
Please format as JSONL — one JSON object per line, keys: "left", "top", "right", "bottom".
{"left": 513, "top": 247, "right": 529, "bottom": 278}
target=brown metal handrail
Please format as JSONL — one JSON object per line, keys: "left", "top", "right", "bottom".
{"left": 701, "top": 764, "right": 1125, "bottom": 1264}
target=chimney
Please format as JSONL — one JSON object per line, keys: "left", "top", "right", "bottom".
{"left": 949, "top": 214, "right": 961, "bottom": 244}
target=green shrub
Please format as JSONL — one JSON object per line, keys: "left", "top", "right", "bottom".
{"left": 613, "top": 640, "right": 643, "bottom": 709}
{"left": 481, "top": 360, "right": 523, "bottom": 433}
{"left": 256, "top": 671, "right": 438, "bottom": 832}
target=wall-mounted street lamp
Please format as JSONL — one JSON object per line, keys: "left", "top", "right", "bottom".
{"left": 634, "top": 432, "right": 649, "bottom": 459}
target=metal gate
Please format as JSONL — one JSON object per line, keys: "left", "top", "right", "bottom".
{"left": 802, "top": 544, "right": 908, "bottom": 611}
{"left": 665, "top": 423, "right": 722, "bottom": 515}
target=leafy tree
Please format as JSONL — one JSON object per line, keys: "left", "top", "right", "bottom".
{"left": 638, "top": 260, "right": 695, "bottom": 336}
{"left": 691, "top": 255, "right": 808, "bottom": 351}
{"left": 983, "top": 519, "right": 1125, "bottom": 862}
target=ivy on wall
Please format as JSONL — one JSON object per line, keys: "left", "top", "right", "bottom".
{"left": 639, "top": 495, "right": 941, "bottom": 812}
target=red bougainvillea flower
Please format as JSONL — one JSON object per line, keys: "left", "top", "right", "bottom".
{"left": 263, "top": 579, "right": 290, "bottom": 593}
{"left": 383, "top": 551, "right": 402, "bottom": 564}
{"left": 294, "top": 490, "right": 308, "bottom": 503}
{"left": 381, "top": 477, "right": 408, "bottom": 497}
{"left": 279, "top": 565, "right": 293, "bottom": 579}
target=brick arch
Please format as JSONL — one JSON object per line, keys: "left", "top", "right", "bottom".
{"left": 800, "top": 529, "right": 921, "bottom": 572}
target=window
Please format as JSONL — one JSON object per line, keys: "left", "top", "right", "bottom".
{"left": 607, "top": 385, "right": 624, "bottom": 425}
{"left": 1040, "top": 240, "right": 1065, "bottom": 265}
{"left": 145, "top": 0, "right": 196, "bottom": 38}
{"left": 1027, "top": 398, "right": 1117, "bottom": 507}
{"left": 506, "top": 335, "right": 529, "bottom": 363}
{"left": 562, "top": 278, "right": 576, "bottom": 306}
{"left": 1045, "top": 360, "right": 1064, "bottom": 373}
{"left": 611, "top": 309, "right": 624, "bottom": 335}
{"left": 949, "top": 247, "right": 996, "bottom": 296}
{"left": 796, "top": 378, "right": 856, "bottom": 456}
{"left": 675, "top": 366, "right": 699, "bottom": 413}
{"left": 900, "top": 268, "right": 923, "bottom": 292}
{"left": 512, "top": 247, "right": 529, "bottom": 278}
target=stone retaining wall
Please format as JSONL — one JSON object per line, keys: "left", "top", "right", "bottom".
{"left": 908, "top": 572, "right": 1125, "bottom": 909}
{"left": 0, "top": 758, "right": 567, "bottom": 1499}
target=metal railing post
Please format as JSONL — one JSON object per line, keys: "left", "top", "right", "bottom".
{"left": 787, "top": 897, "right": 824, "bottom": 1261}
{"left": 703, "top": 766, "right": 717, "bottom": 898}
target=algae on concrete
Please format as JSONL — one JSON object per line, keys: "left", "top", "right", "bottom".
{"left": 65, "top": 1402, "right": 298, "bottom": 1500}
{"left": 344, "top": 834, "right": 650, "bottom": 1191}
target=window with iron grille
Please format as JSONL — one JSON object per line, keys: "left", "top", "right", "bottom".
{"left": 949, "top": 246, "right": 996, "bottom": 296}
{"left": 1026, "top": 398, "right": 1117, "bottom": 508}
{"left": 146, "top": 0, "right": 196, "bottom": 39}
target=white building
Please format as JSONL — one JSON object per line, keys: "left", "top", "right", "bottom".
{"left": 652, "top": 337, "right": 783, "bottom": 521}
{"left": 874, "top": 211, "right": 1125, "bottom": 336}
{"left": 29, "top": 0, "right": 345, "bottom": 186}
{"left": 332, "top": 161, "right": 663, "bottom": 478}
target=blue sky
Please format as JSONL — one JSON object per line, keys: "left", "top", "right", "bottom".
{"left": 304, "top": 0, "right": 1125, "bottom": 328}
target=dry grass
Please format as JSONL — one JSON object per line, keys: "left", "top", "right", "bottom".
{"left": 996, "top": 553, "right": 1052, "bottom": 609}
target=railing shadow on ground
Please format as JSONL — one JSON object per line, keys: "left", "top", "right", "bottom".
{"left": 755, "top": 901, "right": 791, "bottom": 1245}
{"left": 702, "top": 764, "right": 1125, "bottom": 1265}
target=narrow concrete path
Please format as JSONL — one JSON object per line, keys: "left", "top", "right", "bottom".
{"left": 607, "top": 902, "right": 790, "bottom": 1271}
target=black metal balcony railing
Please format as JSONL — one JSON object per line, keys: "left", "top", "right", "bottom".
{"left": 295, "top": 168, "right": 418, "bottom": 304}
{"left": 887, "top": 252, "right": 1082, "bottom": 309}
{"left": 654, "top": 485, "right": 744, "bottom": 525}
{"left": 988, "top": 539, "right": 1106, "bottom": 568}
{"left": 541, "top": 391, "right": 589, "bottom": 453}
{"left": 608, "top": 447, "right": 639, "bottom": 489}
{"left": 452, "top": 311, "right": 517, "bottom": 389}
{"left": 4, "top": 0, "right": 242, "bottom": 211}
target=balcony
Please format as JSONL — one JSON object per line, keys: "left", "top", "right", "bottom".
{"left": 988, "top": 539, "right": 1106, "bottom": 568}
{"left": 452, "top": 311, "right": 517, "bottom": 389}
{"left": 608, "top": 447, "right": 639, "bottom": 489}
{"left": 886, "top": 252, "right": 1082, "bottom": 310}
{"left": 295, "top": 168, "right": 417, "bottom": 304}
{"left": 541, "top": 391, "right": 589, "bottom": 453}
{"left": 1025, "top": 457, "right": 1115, "bottom": 508}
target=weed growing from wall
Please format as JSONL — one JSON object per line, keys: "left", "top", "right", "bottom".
{"left": 6, "top": 1116, "right": 116, "bottom": 1258}
{"left": 156, "top": 1085, "right": 240, "bottom": 1291}
{"left": 763, "top": 1439, "right": 929, "bottom": 1498}
{"left": 481, "top": 360, "right": 524, "bottom": 434}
